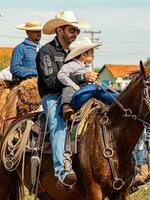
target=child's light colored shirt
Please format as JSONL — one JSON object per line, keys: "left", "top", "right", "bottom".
{"left": 57, "top": 59, "right": 92, "bottom": 87}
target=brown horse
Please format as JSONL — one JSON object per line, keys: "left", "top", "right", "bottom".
{"left": 1, "top": 61, "right": 150, "bottom": 200}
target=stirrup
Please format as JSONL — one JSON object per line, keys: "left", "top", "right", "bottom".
{"left": 58, "top": 170, "right": 77, "bottom": 187}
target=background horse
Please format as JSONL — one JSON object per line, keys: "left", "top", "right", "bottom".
{"left": 1, "top": 61, "right": 150, "bottom": 200}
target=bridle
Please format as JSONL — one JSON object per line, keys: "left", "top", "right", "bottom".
{"left": 98, "top": 75, "right": 150, "bottom": 191}
{"left": 98, "top": 76, "right": 150, "bottom": 127}
{"left": 123, "top": 76, "right": 150, "bottom": 128}
{"left": 140, "top": 78, "right": 150, "bottom": 119}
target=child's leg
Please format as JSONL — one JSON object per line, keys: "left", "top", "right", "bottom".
{"left": 96, "top": 88, "right": 119, "bottom": 105}
{"left": 61, "top": 87, "right": 75, "bottom": 106}
{"left": 61, "top": 87, "right": 75, "bottom": 121}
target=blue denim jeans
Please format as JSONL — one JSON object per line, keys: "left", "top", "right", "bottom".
{"left": 42, "top": 94, "right": 67, "bottom": 178}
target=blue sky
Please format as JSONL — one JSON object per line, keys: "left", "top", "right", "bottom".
{"left": 1, "top": 0, "right": 150, "bottom": 67}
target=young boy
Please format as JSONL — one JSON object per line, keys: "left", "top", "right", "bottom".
{"left": 57, "top": 36, "right": 101, "bottom": 121}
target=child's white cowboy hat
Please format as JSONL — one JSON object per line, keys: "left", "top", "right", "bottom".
{"left": 65, "top": 36, "right": 102, "bottom": 62}
{"left": 43, "top": 11, "right": 90, "bottom": 35}
{"left": 16, "top": 20, "right": 43, "bottom": 31}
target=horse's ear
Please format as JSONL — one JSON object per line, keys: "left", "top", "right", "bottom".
{"left": 139, "top": 60, "right": 146, "bottom": 77}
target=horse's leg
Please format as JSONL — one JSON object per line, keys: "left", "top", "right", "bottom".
{"left": 22, "top": 154, "right": 81, "bottom": 200}
{"left": 112, "top": 190, "right": 130, "bottom": 200}
{"left": 40, "top": 173, "right": 79, "bottom": 200}
{"left": 8, "top": 179, "right": 21, "bottom": 200}
{"left": 0, "top": 166, "right": 18, "bottom": 200}
{"left": 86, "top": 181, "right": 103, "bottom": 200}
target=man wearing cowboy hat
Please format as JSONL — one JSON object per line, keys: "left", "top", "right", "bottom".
{"left": 10, "top": 20, "right": 43, "bottom": 82}
{"left": 36, "top": 11, "right": 98, "bottom": 186}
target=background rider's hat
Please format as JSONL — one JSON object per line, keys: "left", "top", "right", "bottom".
{"left": 43, "top": 11, "right": 91, "bottom": 35}
{"left": 16, "top": 20, "right": 43, "bottom": 31}
{"left": 65, "top": 36, "right": 102, "bottom": 62}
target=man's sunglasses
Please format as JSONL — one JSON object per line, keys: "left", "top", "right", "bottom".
{"left": 61, "top": 25, "right": 80, "bottom": 34}
{"left": 68, "top": 27, "right": 80, "bottom": 34}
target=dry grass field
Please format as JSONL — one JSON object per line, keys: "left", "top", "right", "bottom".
{"left": 25, "top": 188, "right": 36, "bottom": 200}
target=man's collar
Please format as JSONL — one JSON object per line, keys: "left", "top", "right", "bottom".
{"left": 23, "top": 38, "right": 39, "bottom": 47}
{"left": 54, "top": 36, "right": 64, "bottom": 51}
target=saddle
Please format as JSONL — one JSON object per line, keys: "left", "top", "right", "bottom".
{"left": 30, "top": 98, "right": 104, "bottom": 154}
{"left": 1, "top": 98, "right": 104, "bottom": 196}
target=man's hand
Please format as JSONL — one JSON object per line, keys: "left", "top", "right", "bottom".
{"left": 84, "top": 71, "right": 98, "bottom": 82}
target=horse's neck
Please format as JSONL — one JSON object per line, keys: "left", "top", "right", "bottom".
{"left": 108, "top": 77, "right": 144, "bottom": 158}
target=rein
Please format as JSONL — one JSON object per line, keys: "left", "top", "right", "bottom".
{"left": 0, "top": 112, "right": 39, "bottom": 125}
{"left": 95, "top": 79, "right": 150, "bottom": 127}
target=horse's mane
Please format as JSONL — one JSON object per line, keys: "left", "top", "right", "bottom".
{"left": 105, "top": 73, "right": 146, "bottom": 131}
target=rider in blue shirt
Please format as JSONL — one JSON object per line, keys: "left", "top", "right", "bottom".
{"left": 10, "top": 20, "right": 42, "bottom": 81}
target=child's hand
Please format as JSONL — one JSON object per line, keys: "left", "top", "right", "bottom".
{"left": 72, "top": 84, "right": 80, "bottom": 90}
{"left": 84, "top": 71, "right": 98, "bottom": 82}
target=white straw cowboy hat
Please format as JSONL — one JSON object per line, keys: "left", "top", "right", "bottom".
{"left": 65, "top": 36, "right": 102, "bottom": 62}
{"left": 43, "top": 11, "right": 91, "bottom": 35}
{"left": 16, "top": 20, "right": 43, "bottom": 31}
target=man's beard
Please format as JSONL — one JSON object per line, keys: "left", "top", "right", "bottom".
{"left": 63, "top": 35, "right": 76, "bottom": 45}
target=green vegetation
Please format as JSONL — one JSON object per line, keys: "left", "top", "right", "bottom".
{"left": 145, "top": 57, "right": 150, "bottom": 66}
{"left": 130, "top": 184, "right": 150, "bottom": 200}
{"left": 94, "top": 67, "right": 101, "bottom": 73}
{"left": 25, "top": 188, "right": 36, "bottom": 200}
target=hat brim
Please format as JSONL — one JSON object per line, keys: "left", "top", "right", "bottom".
{"left": 65, "top": 43, "right": 102, "bottom": 62}
{"left": 16, "top": 24, "right": 43, "bottom": 31}
{"left": 43, "top": 19, "right": 90, "bottom": 35}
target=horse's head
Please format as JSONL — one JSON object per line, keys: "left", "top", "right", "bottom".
{"left": 109, "top": 61, "right": 150, "bottom": 130}
{"left": 106, "top": 61, "right": 150, "bottom": 166}
{"left": 123, "top": 61, "right": 150, "bottom": 123}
